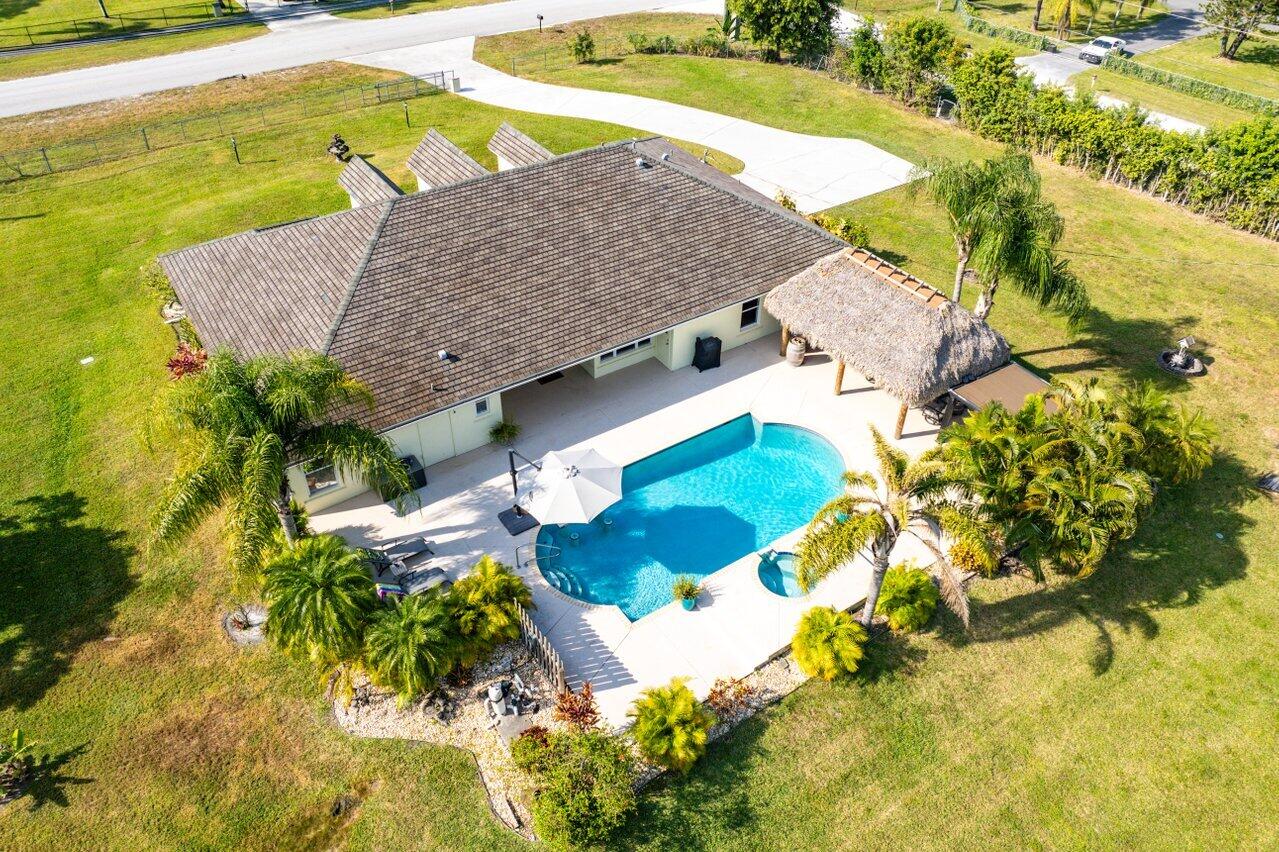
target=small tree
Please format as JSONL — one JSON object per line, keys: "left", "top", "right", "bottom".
{"left": 874, "top": 562, "right": 939, "bottom": 631}
{"left": 364, "top": 593, "right": 456, "bottom": 708}
{"left": 262, "top": 534, "right": 377, "bottom": 704}
{"left": 792, "top": 606, "right": 866, "bottom": 680}
{"left": 447, "top": 555, "right": 532, "bottom": 665}
{"left": 1, "top": 729, "right": 36, "bottom": 803}
{"left": 1205, "top": 0, "right": 1279, "bottom": 59}
{"left": 1047, "top": 0, "right": 1101, "bottom": 39}
{"left": 843, "top": 19, "right": 885, "bottom": 89}
{"left": 570, "top": 30, "right": 596, "bottom": 63}
{"left": 628, "top": 677, "right": 716, "bottom": 772}
{"left": 527, "top": 731, "right": 636, "bottom": 851}
{"left": 730, "top": 0, "right": 838, "bottom": 61}
{"left": 881, "top": 16, "right": 961, "bottom": 109}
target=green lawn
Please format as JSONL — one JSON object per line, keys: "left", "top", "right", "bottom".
{"left": 1137, "top": 33, "right": 1279, "bottom": 101}
{"left": 953, "top": 0, "right": 1169, "bottom": 41}
{"left": 3, "top": 26, "right": 1279, "bottom": 849}
{"left": 477, "top": 23, "right": 1279, "bottom": 848}
{"left": 328, "top": 0, "right": 495, "bottom": 21}
{"left": 1067, "top": 65, "right": 1254, "bottom": 127}
{"left": 0, "top": 63, "right": 735, "bottom": 849}
{"left": 0, "top": 20, "right": 263, "bottom": 80}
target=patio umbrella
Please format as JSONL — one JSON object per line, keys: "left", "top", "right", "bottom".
{"left": 523, "top": 448, "right": 623, "bottom": 525}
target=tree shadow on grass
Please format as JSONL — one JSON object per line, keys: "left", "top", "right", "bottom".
{"left": 18, "top": 743, "right": 93, "bottom": 811}
{"left": 0, "top": 493, "right": 134, "bottom": 711}
{"left": 948, "top": 451, "right": 1255, "bottom": 675}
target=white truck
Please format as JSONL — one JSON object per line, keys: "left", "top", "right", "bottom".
{"left": 1079, "top": 36, "right": 1128, "bottom": 64}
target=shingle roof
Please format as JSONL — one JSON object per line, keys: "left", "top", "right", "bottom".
{"left": 337, "top": 155, "right": 404, "bottom": 207}
{"left": 487, "top": 122, "right": 552, "bottom": 168}
{"left": 407, "top": 129, "right": 488, "bottom": 189}
{"left": 162, "top": 137, "right": 844, "bottom": 432}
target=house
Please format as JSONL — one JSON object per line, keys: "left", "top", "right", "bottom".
{"left": 159, "top": 126, "right": 847, "bottom": 509}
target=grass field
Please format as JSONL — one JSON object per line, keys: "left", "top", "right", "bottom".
{"left": 329, "top": 0, "right": 495, "bottom": 21}
{"left": 477, "top": 21, "right": 1279, "bottom": 847}
{"left": 1137, "top": 33, "right": 1279, "bottom": 100}
{"left": 3, "top": 22, "right": 1279, "bottom": 848}
{"left": 1067, "top": 65, "right": 1254, "bottom": 127}
{"left": 0, "top": 20, "right": 262, "bottom": 80}
{"left": 0, "top": 62, "right": 734, "bottom": 849}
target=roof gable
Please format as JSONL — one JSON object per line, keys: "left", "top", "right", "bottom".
{"left": 338, "top": 155, "right": 404, "bottom": 207}
{"left": 407, "top": 128, "right": 488, "bottom": 189}
{"left": 487, "top": 122, "right": 553, "bottom": 168}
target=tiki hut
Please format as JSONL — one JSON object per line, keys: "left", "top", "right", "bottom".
{"left": 765, "top": 247, "right": 1010, "bottom": 438}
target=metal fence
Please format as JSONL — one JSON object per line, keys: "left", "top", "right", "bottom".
{"left": 515, "top": 602, "right": 567, "bottom": 695}
{"left": 0, "top": 72, "right": 453, "bottom": 182}
{"left": 0, "top": 1, "right": 247, "bottom": 49}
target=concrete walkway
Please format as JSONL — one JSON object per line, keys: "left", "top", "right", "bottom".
{"left": 347, "top": 35, "right": 914, "bottom": 213}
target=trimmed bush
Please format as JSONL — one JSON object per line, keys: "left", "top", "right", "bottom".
{"left": 955, "top": 0, "right": 1055, "bottom": 52}
{"left": 792, "top": 606, "right": 867, "bottom": 680}
{"left": 526, "top": 730, "right": 636, "bottom": 851}
{"left": 510, "top": 725, "right": 552, "bottom": 773}
{"left": 569, "top": 30, "right": 596, "bottom": 64}
{"left": 1102, "top": 52, "right": 1279, "bottom": 115}
{"left": 628, "top": 677, "right": 717, "bottom": 772}
{"left": 874, "top": 562, "right": 939, "bottom": 631}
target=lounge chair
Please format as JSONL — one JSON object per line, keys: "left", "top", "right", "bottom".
{"left": 363, "top": 536, "right": 435, "bottom": 578}
{"left": 399, "top": 566, "right": 450, "bottom": 596}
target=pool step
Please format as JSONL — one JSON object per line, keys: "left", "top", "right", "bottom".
{"left": 542, "top": 564, "right": 585, "bottom": 598}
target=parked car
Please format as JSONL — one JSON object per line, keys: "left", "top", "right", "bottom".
{"left": 1079, "top": 36, "right": 1127, "bottom": 64}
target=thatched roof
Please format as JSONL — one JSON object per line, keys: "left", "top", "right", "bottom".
{"left": 765, "top": 248, "right": 1010, "bottom": 405}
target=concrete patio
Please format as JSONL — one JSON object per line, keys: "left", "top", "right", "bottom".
{"left": 311, "top": 337, "right": 941, "bottom": 726}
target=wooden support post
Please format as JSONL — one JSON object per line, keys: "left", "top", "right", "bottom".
{"left": 779, "top": 324, "right": 791, "bottom": 357}
{"left": 894, "top": 403, "right": 909, "bottom": 439}
{"left": 833, "top": 360, "right": 845, "bottom": 395}
{"left": 942, "top": 394, "right": 955, "bottom": 428}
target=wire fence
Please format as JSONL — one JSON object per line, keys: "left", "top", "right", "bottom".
{"left": 0, "top": 71, "right": 454, "bottom": 182}
{"left": 0, "top": 0, "right": 248, "bottom": 49}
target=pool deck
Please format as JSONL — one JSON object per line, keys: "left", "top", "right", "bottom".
{"left": 311, "top": 338, "right": 941, "bottom": 727}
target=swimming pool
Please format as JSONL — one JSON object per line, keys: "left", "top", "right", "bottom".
{"left": 536, "top": 415, "right": 843, "bottom": 620}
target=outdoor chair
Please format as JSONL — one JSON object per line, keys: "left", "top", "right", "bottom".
{"left": 399, "top": 566, "right": 449, "bottom": 596}
{"left": 363, "top": 536, "right": 435, "bottom": 579}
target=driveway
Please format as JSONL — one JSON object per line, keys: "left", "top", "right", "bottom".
{"left": 347, "top": 35, "right": 915, "bottom": 213}
{"left": 0, "top": 0, "right": 713, "bottom": 117}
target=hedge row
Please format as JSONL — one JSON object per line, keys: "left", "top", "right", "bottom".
{"left": 955, "top": 0, "right": 1056, "bottom": 52}
{"left": 1101, "top": 52, "right": 1279, "bottom": 115}
{"left": 953, "top": 50, "right": 1279, "bottom": 239}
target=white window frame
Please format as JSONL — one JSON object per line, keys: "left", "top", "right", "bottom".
{"left": 598, "top": 337, "right": 653, "bottom": 363}
{"left": 303, "top": 459, "right": 340, "bottom": 496}
{"left": 474, "top": 397, "right": 490, "bottom": 418}
{"left": 740, "top": 298, "right": 761, "bottom": 331}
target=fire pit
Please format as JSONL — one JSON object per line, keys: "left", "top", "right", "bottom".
{"left": 1158, "top": 336, "right": 1205, "bottom": 377}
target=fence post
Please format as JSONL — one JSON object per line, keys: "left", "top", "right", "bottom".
{"left": 26, "top": 25, "right": 34, "bottom": 45}
{"left": 140, "top": 127, "right": 150, "bottom": 150}
{"left": 40, "top": 147, "right": 52, "bottom": 173}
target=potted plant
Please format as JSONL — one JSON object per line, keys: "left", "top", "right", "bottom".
{"left": 672, "top": 575, "right": 702, "bottom": 611}
{"left": 489, "top": 418, "right": 522, "bottom": 446}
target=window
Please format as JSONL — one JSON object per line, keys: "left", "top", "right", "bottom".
{"left": 740, "top": 298, "right": 761, "bottom": 330}
{"left": 598, "top": 337, "right": 652, "bottom": 363}
{"left": 304, "top": 459, "right": 339, "bottom": 495}
{"left": 474, "top": 397, "right": 490, "bottom": 418}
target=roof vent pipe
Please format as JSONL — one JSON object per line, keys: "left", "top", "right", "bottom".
{"left": 635, "top": 157, "right": 650, "bottom": 169}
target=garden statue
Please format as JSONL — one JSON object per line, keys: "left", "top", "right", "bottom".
{"left": 327, "top": 134, "right": 350, "bottom": 162}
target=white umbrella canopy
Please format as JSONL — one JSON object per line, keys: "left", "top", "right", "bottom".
{"left": 523, "top": 448, "right": 623, "bottom": 525}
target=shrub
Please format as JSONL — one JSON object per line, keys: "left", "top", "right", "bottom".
{"left": 510, "top": 725, "right": 552, "bottom": 772}
{"left": 955, "top": 0, "right": 1055, "bottom": 52}
{"left": 1102, "top": 52, "right": 1278, "bottom": 115}
{"left": 874, "top": 562, "right": 939, "bottom": 631}
{"left": 792, "top": 606, "right": 867, "bottom": 680}
{"left": 527, "top": 730, "right": 636, "bottom": 851}
{"left": 447, "top": 554, "right": 532, "bottom": 665}
{"left": 628, "top": 677, "right": 716, "bottom": 772}
{"left": 488, "top": 418, "right": 521, "bottom": 445}
{"left": 671, "top": 575, "right": 702, "bottom": 602}
{"left": 730, "top": 0, "right": 839, "bottom": 61}
{"left": 166, "top": 342, "right": 207, "bottom": 380}
{"left": 809, "top": 212, "right": 870, "bottom": 246}
{"left": 626, "top": 31, "right": 648, "bottom": 53}
{"left": 842, "top": 19, "right": 885, "bottom": 89}
{"left": 1, "top": 729, "right": 36, "bottom": 802}
{"left": 774, "top": 189, "right": 798, "bottom": 211}
{"left": 652, "top": 34, "right": 677, "bottom": 54}
{"left": 569, "top": 30, "right": 596, "bottom": 63}
{"left": 554, "top": 681, "right": 601, "bottom": 731}
{"left": 682, "top": 32, "right": 728, "bottom": 56}
{"left": 881, "top": 16, "right": 963, "bottom": 110}
{"left": 705, "top": 676, "right": 759, "bottom": 716}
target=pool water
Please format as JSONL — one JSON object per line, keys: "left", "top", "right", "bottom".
{"left": 536, "top": 415, "right": 843, "bottom": 620}
{"left": 758, "top": 551, "right": 805, "bottom": 598}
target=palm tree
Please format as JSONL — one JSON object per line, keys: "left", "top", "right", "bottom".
{"left": 1112, "top": 382, "right": 1216, "bottom": 484}
{"left": 363, "top": 593, "right": 456, "bottom": 708}
{"left": 149, "top": 348, "right": 411, "bottom": 586}
{"left": 627, "top": 677, "right": 716, "bottom": 772}
{"left": 447, "top": 555, "right": 533, "bottom": 665}
{"left": 262, "top": 535, "right": 376, "bottom": 703}
{"left": 792, "top": 606, "right": 867, "bottom": 680}
{"left": 1048, "top": 0, "right": 1101, "bottom": 39}
{"left": 796, "top": 427, "right": 999, "bottom": 629}
{"left": 914, "top": 151, "right": 1088, "bottom": 323}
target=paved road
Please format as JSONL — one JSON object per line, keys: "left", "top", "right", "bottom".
{"left": 0, "top": 0, "right": 706, "bottom": 117}
{"left": 349, "top": 33, "right": 915, "bottom": 213}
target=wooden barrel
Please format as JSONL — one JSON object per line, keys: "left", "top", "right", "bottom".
{"left": 785, "top": 335, "right": 806, "bottom": 366}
